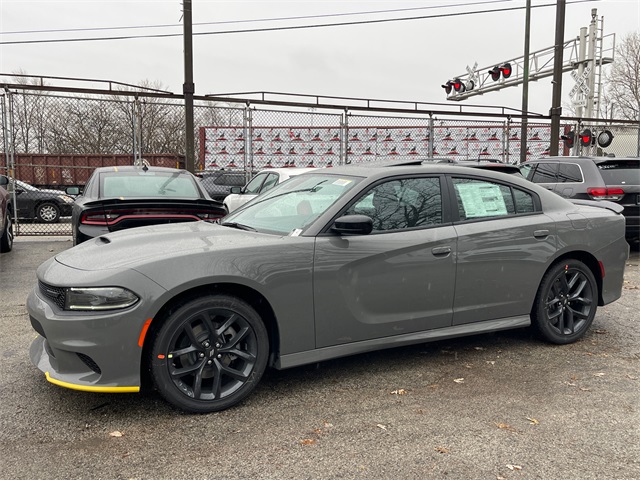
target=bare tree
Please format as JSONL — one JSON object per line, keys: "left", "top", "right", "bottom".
{"left": 605, "top": 32, "right": 640, "bottom": 121}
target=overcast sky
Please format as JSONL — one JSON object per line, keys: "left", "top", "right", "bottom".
{"left": 1, "top": 0, "right": 638, "bottom": 115}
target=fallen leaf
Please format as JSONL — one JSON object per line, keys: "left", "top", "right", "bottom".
{"left": 593, "top": 372, "right": 605, "bottom": 377}
{"left": 506, "top": 464, "right": 523, "bottom": 471}
{"left": 300, "top": 439, "right": 316, "bottom": 445}
{"left": 376, "top": 424, "right": 387, "bottom": 431}
{"left": 495, "top": 423, "right": 517, "bottom": 433}
{"left": 526, "top": 417, "right": 539, "bottom": 425}
{"left": 465, "top": 364, "right": 473, "bottom": 369}
{"left": 390, "top": 389, "right": 408, "bottom": 395}
{"left": 109, "top": 431, "right": 123, "bottom": 437}
{"left": 324, "top": 422, "right": 334, "bottom": 428}
{"left": 453, "top": 378, "right": 465, "bottom": 384}
{"left": 435, "top": 446, "right": 450, "bottom": 454}
{"left": 594, "top": 329, "right": 608, "bottom": 334}
{"left": 313, "top": 428, "right": 322, "bottom": 435}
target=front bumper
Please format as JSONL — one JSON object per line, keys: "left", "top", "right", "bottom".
{"left": 26, "top": 261, "right": 166, "bottom": 392}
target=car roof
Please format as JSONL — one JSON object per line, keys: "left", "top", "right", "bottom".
{"left": 258, "top": 167, "right": 318, "bottom": 176}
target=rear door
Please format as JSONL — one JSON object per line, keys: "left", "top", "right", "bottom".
{"left": 448, "top": 175, "right": 557, "bottom": 325}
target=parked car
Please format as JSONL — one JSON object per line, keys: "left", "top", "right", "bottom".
{"left": 223, "top": 167, "right": 317, "bottom": 213}
{"left": 520, "top": 156, "right": 640, "bottom": 246}
{"left": 27, "top": 163, "right": 629, "bottom": 413}
{"left": 196, "top": 169, "right": 248, "bottom": 201}
{"left": 0, "top": 184, "right": 13, "bottom": 253}
{"left": 0, "top": 175, "right": 74, "bottom": 223}
{"left": 67, "top": 165, "right": 226, "bottom": 245}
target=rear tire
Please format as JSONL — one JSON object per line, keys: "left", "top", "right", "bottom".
{"left": 532, "top": 260, "right": 597, "bottom": 344}
{"left": 150, "top": 294, "right": 269, "bottom": 413}
{"left": 0, "top": 214, "right": 13, "bottom": 253}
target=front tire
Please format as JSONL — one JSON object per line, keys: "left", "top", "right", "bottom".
{"left": 532, "top": 260, "right": 597, "bottom": 344}
{"left": 150, "top": 294, "right": 269, "bottom": 413}
{"left": 36, "top": 202, "right": 60, "bottom": 223}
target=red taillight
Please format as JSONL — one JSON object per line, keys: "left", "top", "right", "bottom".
{"left": 81, "top": 208, "right": 223, "bottom": 226}
{"left": 586, "top": 187, "right": 624, "bottom": 201}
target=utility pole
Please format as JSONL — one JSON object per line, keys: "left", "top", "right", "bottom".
{"left": 519, "top": 0, "right": 531, "bottom": 164}
{"left": 183, "top": 0, "right": 195, "bottom": 173}
{"left": 549, "top": 0, "right": 566, "bottom": 156}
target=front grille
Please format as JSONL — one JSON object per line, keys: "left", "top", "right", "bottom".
{"left": 38, "top": 281, "right": 66, "bottom": 310}
{"left": 77, "top": 353, "right": 102, "bottom": 374}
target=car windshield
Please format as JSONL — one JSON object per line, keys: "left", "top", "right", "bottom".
{"left": 100, "top": 172, "right": 200, "bottom": 198}
{"left": 223, "top": 173, "right": 362, "bottom": 235}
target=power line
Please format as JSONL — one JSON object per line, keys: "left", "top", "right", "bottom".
{"left": 3, "top": 0, "right": 513, "bottom": 36}
{"left": 0, "top": 0, "right": 596, "bottom": 46}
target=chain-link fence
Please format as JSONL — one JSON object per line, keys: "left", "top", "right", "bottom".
{"left": 2, "top": 86, "right": 639, "bottom": 236}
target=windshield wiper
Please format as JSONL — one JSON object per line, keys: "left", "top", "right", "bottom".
{"left": 247, "top": 180, "right": 328, "bottom": 208}
{"left": 220, "top": 221, "right": 257, "bottom": 232}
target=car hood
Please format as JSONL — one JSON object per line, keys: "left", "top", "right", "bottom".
{"left": 55, "top": 221, "right": 286, "bottom": 271}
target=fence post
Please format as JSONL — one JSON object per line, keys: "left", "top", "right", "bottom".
{"left": 505, "top": 117, "right": 511, "bottom": 164}
{"left": 133, "top": 95, "right": 143, "bottom": 165}
{"left": 428, "top": 114, "right": 434, "bottom": 157}
{"left": 2, "top": 89, "right": 18, "bottom": 227}
{"left": 244, "top": 103, "right": 253, "bottom": 180}
{"left": 342, "top": 109, "right": 349, "bottom": 165}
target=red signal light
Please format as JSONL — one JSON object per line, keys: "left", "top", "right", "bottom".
{"left": 579, "top": 128, "right": 593, "bottom": 147}
{"left": 489, "top": 66, "right": 501, "bottom": 81}
{"left": 561, "top": 130, "right": 575, "bottom": 149}
{"left": 452, "top": 78, "right": 465, "bottom": 93}
{"left": 500, "top": 63, "right": 512, "bottom": 78}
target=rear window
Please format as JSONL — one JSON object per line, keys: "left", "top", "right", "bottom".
{"left": 101, "top": 172, "right": 200, "bottom": 198}
{"left": 597, "top": 160, "right": 640, "bottom": 185}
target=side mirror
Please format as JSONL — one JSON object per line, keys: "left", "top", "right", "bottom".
{"left": 230, "top": 186, "right": 242, "bottom": 194}
{"left": 331, "top": 215, "right": 373, "bottom": 235}
{"left": 66, "top": 186, "right": 81, "bottom": 196}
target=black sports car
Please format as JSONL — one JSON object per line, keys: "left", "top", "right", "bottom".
{"left": 68, "top": 165, "right": 226, "bottom": 245}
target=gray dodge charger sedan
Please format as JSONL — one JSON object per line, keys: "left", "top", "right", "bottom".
{"left": 27, "top": 163, "right": 629, "bottom": 413}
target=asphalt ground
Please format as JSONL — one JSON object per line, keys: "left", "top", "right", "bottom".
{"left": 1, "top": 238, "right": 639, "bottom": 480}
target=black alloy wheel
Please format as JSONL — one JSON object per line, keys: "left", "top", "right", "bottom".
{"left": 151, "top": 294, "right": 268, "bottom": 413}
{"left": 532, "top": 260, "right": 597, "bottom": 344}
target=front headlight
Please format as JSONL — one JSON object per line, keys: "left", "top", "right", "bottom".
{"left": 65, "top": 287, "right": 139, "bottom": 311}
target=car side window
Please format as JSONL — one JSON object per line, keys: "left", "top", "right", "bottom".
{"left": 244, "top": 174, "right": 268, "bottom": 194}
{"left": 259, "top": 173, "right": 279, "bottom": 194}
{"left": 557, "top": 163, "right": 583, "bottom": 183}
{"left": 452, "top": 178, "right": 516, "bottom": 220}
{"left": 345, "top": 177, "right": 442, "bottom": 232}
{"left": 530, "top": 163, "right": 558, "bottom": 183}
{"left": 513, "top": 187, "right": 535, "bottom": 213}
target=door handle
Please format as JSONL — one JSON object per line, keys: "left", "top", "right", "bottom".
{"left": 534, "top": 230, "right": 550, "bottom": 239}
{"left": 432, "top": 246, "right": 451, "bottom": 255}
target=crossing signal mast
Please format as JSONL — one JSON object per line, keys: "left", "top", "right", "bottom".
{"left": 442, "top": 9, "right": 614, "bottom": 121}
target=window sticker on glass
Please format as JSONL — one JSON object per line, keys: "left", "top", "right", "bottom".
{"left": 457, "top": 183, "right": 508, "bottom": 218}
{"left": 333, "top": 179, "right": 353, "bottom": 187}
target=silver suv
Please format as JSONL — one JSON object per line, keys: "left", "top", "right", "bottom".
{"left": 520, "top": 156, "right": 639, "bottom": 247}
